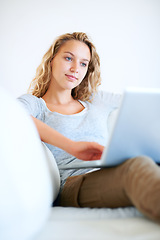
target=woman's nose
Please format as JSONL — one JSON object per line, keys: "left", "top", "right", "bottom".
{"left": 70, "top": 62, "right": 79, "bottom": 73}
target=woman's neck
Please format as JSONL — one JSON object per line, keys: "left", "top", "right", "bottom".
{"left": 42, "top": 87, "right": 85, "bottom": 115}
{"left": 42, "top": 87, "right": 73, "bottom": 105}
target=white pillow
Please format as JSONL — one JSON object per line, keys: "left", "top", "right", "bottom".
{"left": 0, "top": 87, "right": 54, "bottom": 240}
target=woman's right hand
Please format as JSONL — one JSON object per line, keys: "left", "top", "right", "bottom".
{"left": 68, "top": 141, "right": 104, "bottom": 161}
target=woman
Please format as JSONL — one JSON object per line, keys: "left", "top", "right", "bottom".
{"left": 18, "top": 32, "right": 160, "bottom": 222}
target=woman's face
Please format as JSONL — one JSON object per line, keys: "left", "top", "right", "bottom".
{"left": 50, "top": 40, "right": 91, "bottom": 91}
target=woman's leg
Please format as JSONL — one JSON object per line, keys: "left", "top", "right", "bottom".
{"left": 78, "top": 163, "right": 132, "bottom": 208}
{"left": 60, "top": 156, "right": 160, "bottom": 222}
{"left": 123, "top": 156, "right": 160, "bottom": 222}
{"left": 60, "top": 158, "right": 133, "bottom": 208}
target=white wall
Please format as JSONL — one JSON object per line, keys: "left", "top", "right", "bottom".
{"left": 0, "top": 0, "right": 160, "bottom": 97}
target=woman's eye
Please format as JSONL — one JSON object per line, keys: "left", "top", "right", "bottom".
{"left": 81, "top": 62, "right": 87, "bottom": 67}
{"left": 65, "top": 57, "right": 72, "bottom": 61}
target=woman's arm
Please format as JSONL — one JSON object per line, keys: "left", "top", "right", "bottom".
{"left": 32, "top": 117, "right": 104, "bottom": 161}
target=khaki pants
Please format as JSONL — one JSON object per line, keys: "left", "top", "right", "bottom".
{"left": 60, "top": 156, "right": 160, "bottom": 223}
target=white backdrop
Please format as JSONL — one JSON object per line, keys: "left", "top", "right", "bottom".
{"left": 0, "top": 0, "right": 160, "bottom": 97}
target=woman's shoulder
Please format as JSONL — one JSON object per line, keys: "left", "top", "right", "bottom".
{"left": 18, "top": 93, "right": 40, "bottom": 102}
{"left": 17, "top": 94, "right": 43, "bottom": 117}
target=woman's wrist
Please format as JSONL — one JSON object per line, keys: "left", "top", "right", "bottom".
{"left": 60, "top": 138, "right": 76, "bottom": 155}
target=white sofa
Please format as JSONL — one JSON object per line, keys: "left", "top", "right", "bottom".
{"left": 1, "top": 87, "right": 160, "bottom": 240}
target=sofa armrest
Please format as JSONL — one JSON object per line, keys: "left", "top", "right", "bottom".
{"left": 0, "top": 87, "right": 57, "bottom": 240}
{"left": 41, "top": 142, "right": 60, "bottom": 202}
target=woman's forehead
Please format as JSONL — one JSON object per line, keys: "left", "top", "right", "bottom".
{"left": 58, "top": 40, "right": 91, "bottom": 60}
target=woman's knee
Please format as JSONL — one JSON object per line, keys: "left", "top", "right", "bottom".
{"left": 123, "top": 156, "right": 156, "bottom": 185}
{"left": 125, "top": 155, "right": 155, "bottom": 170}
{"left": 124, "top": 156, "right": 160, "bottom": 222}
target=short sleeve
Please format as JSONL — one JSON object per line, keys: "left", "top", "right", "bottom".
{"left": 17, "top": 94, "right": 42, "bottom": 118}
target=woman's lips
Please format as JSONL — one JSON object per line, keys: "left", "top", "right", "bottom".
{"left": 65, "top": 74, "right": 78, "bottom": 81}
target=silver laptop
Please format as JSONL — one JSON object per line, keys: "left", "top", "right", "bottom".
{"left": 59, "top": 88, "right": 160, "bottom": 170}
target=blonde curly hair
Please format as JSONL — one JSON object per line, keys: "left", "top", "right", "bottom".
{"left": 28, "top": 32, "right": 101, "bottom": 102}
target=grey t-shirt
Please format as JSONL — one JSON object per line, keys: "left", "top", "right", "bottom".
{"left": 18, "top": 91, "right": 121, "bottom": 189}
